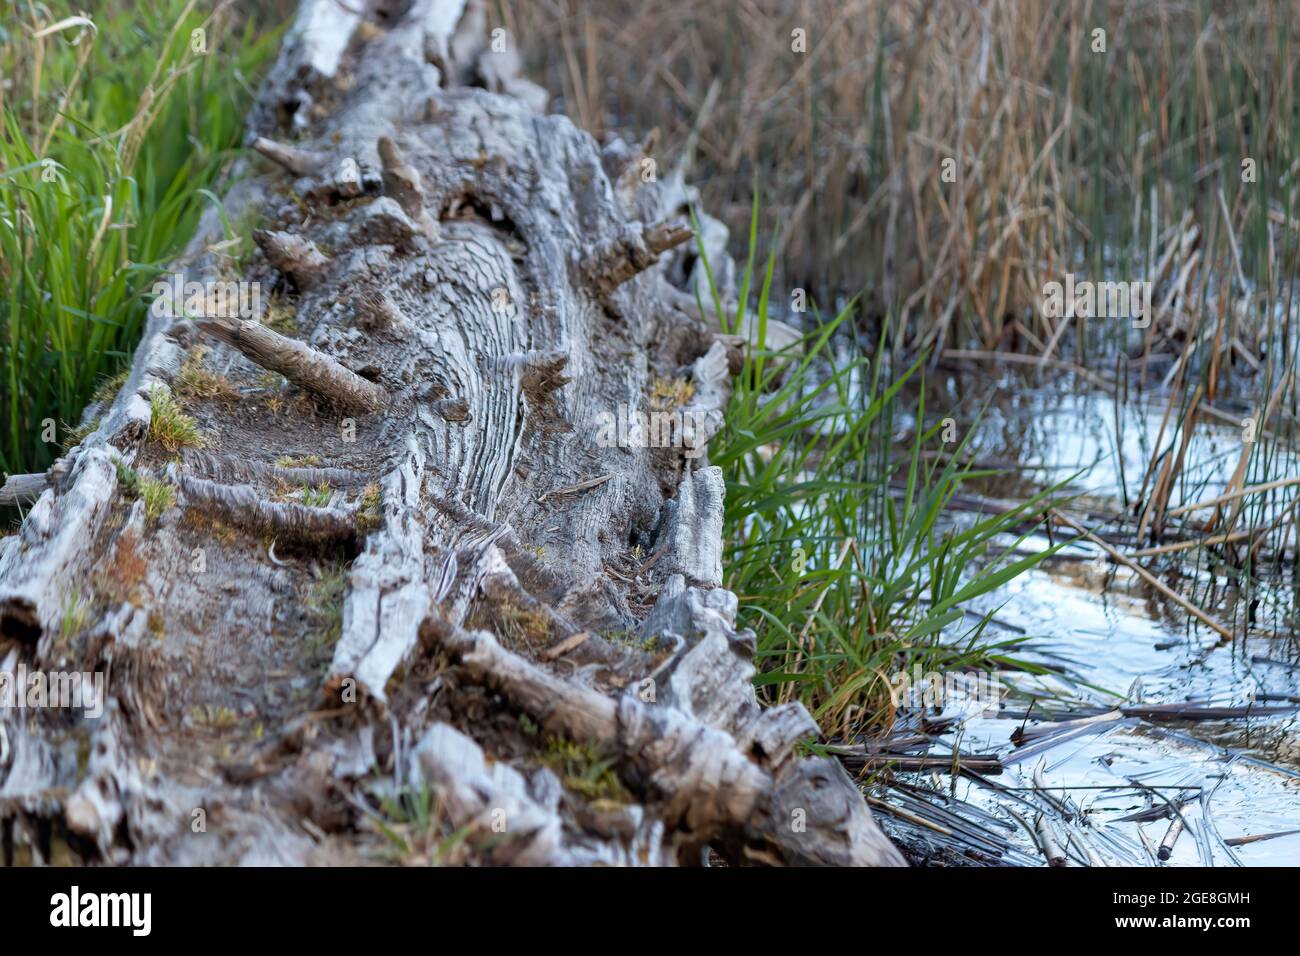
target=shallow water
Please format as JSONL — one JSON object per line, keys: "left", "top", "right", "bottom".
{"left": 879, "top": 372, "right": 1300, "bottom": 866}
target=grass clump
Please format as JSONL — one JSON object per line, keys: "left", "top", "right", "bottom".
{"left": 0, "top": 1, "right": 280, "bottom": 476}
{"left": 61, "top": 415, "right": 102, "bottom": 452}
{"left": 539, "top": 734, "right": 631, "bottom": 804}
{"left": 59, "top": 588, "right": 88, "bottom": 643}
{"left": 702, "top": 211, "right": 1062, "bottom": 738}
{"left": 59, "top": 368, "right": 126, "bottom": 450}
{"left": 363, "top": 782, "right": 475, "bottom": 866}
{"left": 301, "top": 483, "right": 332, "bottom": 507}
{"left": 650, "top": 375, "right": 694, "bottom": 409}
{"left": 483, "top": 598, "right": 552, "bottom": 649}
{"left": 275, "top": 454, "right": 321, "bottom": 468}
{"left": 91, "top": 369, "right": 130, "bottom": 407}
{"left": 601, "top": 628, "right": 660, "bottom": 654}
{"left": 190, "top": 704, "right": 237, "bottom": 729}
{"left": 356, "top": 482, "right": 382, "bottom": 532}
{"left": 114, "top": 461, "right": 141, "bottom": 497}
{"left": 140, "top": 476, "right": 175, "bottom": 521}
{"left": 176, "top": 346, "right": 236, "bottom": 402}
{"left": 148, "top": 386, "right": 203, "bottom": 450}
{"left": 115, "top": 461, "right": 174, "bottom": 521}
{"left": 261, "top": 296, "right": 298, "bottom": 334}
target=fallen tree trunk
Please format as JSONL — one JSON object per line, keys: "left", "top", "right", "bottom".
{"left": 0, "top": 0, "right": 903, "bottom": 867}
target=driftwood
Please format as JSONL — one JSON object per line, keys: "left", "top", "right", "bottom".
{"left": 0, "top": 0, "right": 902, "bottom": 867}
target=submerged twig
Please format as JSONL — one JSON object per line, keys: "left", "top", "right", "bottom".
{"left": 1050, "top": 509, "right": 1233, "bottom": 640}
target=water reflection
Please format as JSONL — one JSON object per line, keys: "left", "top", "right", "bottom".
{"left": 880, "top": 369, "right": 1300, "bottom": 866}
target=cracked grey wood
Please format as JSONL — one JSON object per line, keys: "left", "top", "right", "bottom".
{"left": 0, "top": 0, "right": 903, "bottom": 867}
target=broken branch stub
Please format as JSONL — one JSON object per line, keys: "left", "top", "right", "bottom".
{"left": 195, "top": 315, "right": 389, "bottom": 414}
{"left": 171, "top": 469, "right": 356, "bottom": 543}
{"left": 377, "top": 136, "right": 437, "bottom": 238}
{"left": 0, "top": 472, "right": 48, "bottom": 508}
{"left": 252, "top": 136, "right": 328, "bottom": 177}
{"left": 583, "top": 219, "right": 694, "bottom": 295}
{"left": 434, "top": 621, "right": 905, "bottom": 867}
{"left": 352, "top": 290, "right": 406, "bottom": 331}
{"left": 253, "top": 229, "right": 330, "bottom": 289}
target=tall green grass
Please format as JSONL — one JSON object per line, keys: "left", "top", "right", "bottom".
{"left": 701, "top": 207, "right": 1065, "bottom": 738}
{"left": 0, "top": 0, "right": 279, "bottom": 476}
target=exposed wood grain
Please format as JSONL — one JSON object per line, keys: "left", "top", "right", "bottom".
{"left": 0, "top": 0, "right": 902, "bottom": 867}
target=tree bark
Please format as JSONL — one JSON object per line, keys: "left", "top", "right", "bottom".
{"left": 0, "top": 0, "right": 902, "bottom": 867}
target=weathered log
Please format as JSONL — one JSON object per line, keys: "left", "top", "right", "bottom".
{"left": 0, "top": 0, "right": 903, "bottom": 867}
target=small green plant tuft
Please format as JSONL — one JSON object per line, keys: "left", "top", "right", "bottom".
{"left": 356, "top": 482, "right": 382, "bottom": 532}
{"left": 60, "top": 589, "right": 88, "bottom": 643}
{"left": 261, "top": 297, "right": 299, "bottom": 334}
{"left": 275, "top": 454, "right": 321, "bottom": 468}
{"left": 140, "top": 476, "right": 175, "bottom": 521}
{"left": 650, "top": 375, "right": 695, "bottom": 409}
{"left": 190, "top": 704, "right": 238, "bottom": 729}
{"left": 362, "top": 782, "right": 475, "bottom": 866}
{"left": 91, "top": 369, "right": 130, "bottom": 408}
{"left": 61, "top": 416, "right": 103, "bottom": 453}
{"left": 479, "top": 598, "right": 552, "bottom": 649}
{"left": 148, "top": 387, "right": 204, "bottom": 451}
{"left": 116, "top": 461, "right": 174, "bottom": 521}
{"left": 539, "top": 734, "right": 631, "bottom": 804}
{"left": 301, "top": 483, "right": 332, "bottom": 507}
{"left": 176, "top": 347, "right": 237, "bottom": 402}
{"left": 115, "top": 461, "right": 142, "bottom": 497}
{"left": 601, "top": 628, "right": 660, "bottom": 653}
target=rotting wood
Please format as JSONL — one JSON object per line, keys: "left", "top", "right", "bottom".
{"left": 535, "top": 474, "right": 614, "bottom": 505}
{"left": 377, "top": 137, "right": 437, "bottom": 239}
{"left": 428, "top": 618, "right": 903, "bottom": 866}
{"left": 181, "top": 450, "right": 369, "bottom": 490}
{"left": 0, "top": 0, "right": 903, "bottom": 867}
